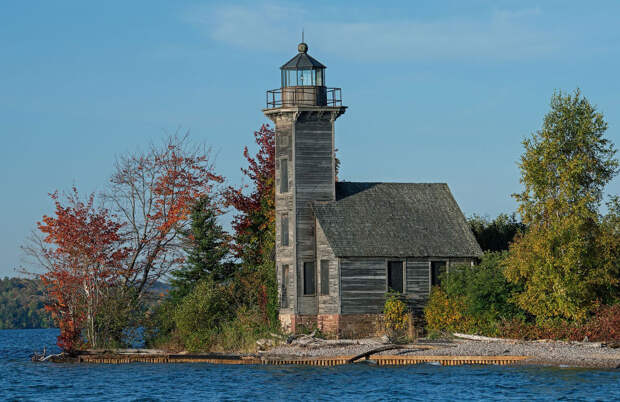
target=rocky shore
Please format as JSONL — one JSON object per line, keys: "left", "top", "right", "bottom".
{"left": 263, "top": 335, "right": 620, "bottom": 369}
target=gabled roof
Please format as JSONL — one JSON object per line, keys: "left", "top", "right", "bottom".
{"left": 312, "top": 182, "right": 483, "bottom": 258}
{"left": 281, "top": 52, "right": 326, "bottom": 70}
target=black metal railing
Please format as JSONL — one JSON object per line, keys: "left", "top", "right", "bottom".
{"left": 266, "top": 87, "right": 342, "bottom": 108}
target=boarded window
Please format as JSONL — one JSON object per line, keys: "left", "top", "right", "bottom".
{"left": 320, "top": 260, "right": 329, "bottom": 295}
{"left": 280, "top": 159, "right": 288, "bottom": 193}
{"left": 431, "top": 261, "right": 447, "bottom": 287}
{"left": 281, "top": 214, "right": 289, "bottom": 247}
{"left": 303, "top": 261, "right": 315, "bottom": 295}
{"left": 281, "top": 265, "right": 289, "bottom": 308}
{"left": 388, "top": 261, "right": 404, "bottom": 293}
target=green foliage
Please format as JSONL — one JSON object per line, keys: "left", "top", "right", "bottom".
{"left": 383, "top": 293, "right": 410, "bottom": 342}
{"left": 506, "top": 89, "right": 619, "bottom": 321}
{"left": 468, "top": 213, "right": 526, "bottom": 252}
{"left": 425, "top": 252, "right": 525, "bottom": 336}
{"left": 425, "top": 287, "right": 475, "bottom": 334}
{"left": 0, "top": 277, "right": 53, "bottom": 329}
{"left": 94, "top": 286, "right": 144, "bottom": 348}
{"left": 173, "top": 279, "right": 236, "bottom": 351}
{"left": 443, "top": 252, "right": 525, "bottom": 323}
{"left": 169, "top": 196, "right": 232, "bottom": 303}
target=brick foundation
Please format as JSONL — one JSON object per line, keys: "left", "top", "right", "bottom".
{"left": 280, "top": 313, "right": 387, "bottom": 338}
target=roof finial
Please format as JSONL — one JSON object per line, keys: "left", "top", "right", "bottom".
{"left": 298, "top": 29, "right": 308, "bottom": 53}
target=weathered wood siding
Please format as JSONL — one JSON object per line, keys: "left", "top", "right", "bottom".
{"left": 340, "top": 257, "right": 477, "bottom": 315}
{"left": 405, "top": 259, "right": 429, "bottom": 312}
{"left": 294, "top": 114, "right": 335, "bottom": 315}
{"left": 274, "top": 118, "right": 296, "bottom": 314}
{"left": 316, "top": 218, "right": 339, "bottom": 314}
{"left": 340, "top": 257, "right": 386, "bottom": 314}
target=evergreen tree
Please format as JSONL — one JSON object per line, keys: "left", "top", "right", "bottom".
{"left": 169, "top": 196, "right": 231, "bottom": 302}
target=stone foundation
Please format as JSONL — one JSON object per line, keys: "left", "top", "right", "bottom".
{"left": 280, "top": 313, "right": 386, "bottom": 338}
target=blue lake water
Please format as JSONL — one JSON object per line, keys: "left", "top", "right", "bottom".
{"left": 1, "top": 329, "right": 619, "bottom": 401}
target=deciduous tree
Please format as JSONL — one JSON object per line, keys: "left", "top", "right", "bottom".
{"left": 105, "top": 133, "right": 223, "bottom": 298}
{"left": 25, "top": 189, "right": 127, "bottom": 351}
{"left": 505, "top": 90, "right": 619, "bottom": 321}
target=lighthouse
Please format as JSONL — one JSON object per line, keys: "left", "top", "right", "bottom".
{"left": 264, "top": 42, "right": 346, "bottom": 330}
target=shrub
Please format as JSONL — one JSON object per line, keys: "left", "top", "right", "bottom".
{"left": 425, "top": 252, "right": 525, "bottom": 336}
{"left": 424, "top": 288, "right": 475, "bottom": 334}
{"left": 384, "top": 293, "right": 410, "bottom": 342}
{"left": 499, "top": 304, "right": 620, "bottom": 342}
{"left": 173, "top": 279, "right": 235, "bottom": 352}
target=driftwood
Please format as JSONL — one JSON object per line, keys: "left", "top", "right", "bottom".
{"left": 80, "top": 349, "right": 166, "bottom": 355}
{"left": 452, "top": 333, "right": 517, "bottom": 342}
{"left": 347, "top": 345, "right": 405, "bottom": 363}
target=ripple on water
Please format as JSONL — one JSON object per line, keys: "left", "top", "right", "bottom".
{"left": 1, "top": 329, "right": 619, "bottom": 401}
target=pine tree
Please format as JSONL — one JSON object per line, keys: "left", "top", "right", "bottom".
{"left": 169, "top": 196, "right": 231, "bottom": 302}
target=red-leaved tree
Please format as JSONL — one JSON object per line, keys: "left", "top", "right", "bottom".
{"left": 26, "top": 188, "right": 128, "bottom": 352}
{"left": 224, "top": 124, "right": 275, "bottom": 267}
{"left": 105, "top": 133, "right": 223, "bottom": 297}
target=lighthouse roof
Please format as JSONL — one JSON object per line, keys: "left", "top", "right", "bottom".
{"left": 281, "top": 43, "right": 326, "bottom": 70}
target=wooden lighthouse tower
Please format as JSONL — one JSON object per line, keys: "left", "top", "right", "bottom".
{"left": 263, "top": 42, "right": 346, "bottom": 331}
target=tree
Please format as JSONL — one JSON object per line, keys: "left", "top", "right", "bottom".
{"left": 105, "top": 133, "right": 223, "bottom": 298}
{"left": 505, "top": 90, "right": 619, "bottom": 321}
{"left": 224, "top": 124, "right": 275, "bottom": 268}
{"left": 25, "top": 189, "right": 128, "bottom": 351}
{"left": 224, "top": 124, "right": 278, "bottom": 325}
{"left": 468, "top": 213, "right": 526, "bottom": 252}
{"left": 169, "top": 195, "right": 232, "bottom": 302}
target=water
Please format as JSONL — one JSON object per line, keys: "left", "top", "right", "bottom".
{"left": 1, "top": 329, "right": 618, "bottom": 401}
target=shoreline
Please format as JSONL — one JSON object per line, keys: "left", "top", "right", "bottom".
{"left": 262, "top": 338, "right": 620, "bottom": 369}
{"left": 44, "top": 338, "right": 620, "bottom": 369}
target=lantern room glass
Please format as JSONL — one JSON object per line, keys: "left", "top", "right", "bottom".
{"left": 281, "top": 68, "right": 324, "bottom": 87}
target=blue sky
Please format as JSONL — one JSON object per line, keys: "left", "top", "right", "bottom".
{"left": 1, "top": 0, "right": 619, "bottom": 277}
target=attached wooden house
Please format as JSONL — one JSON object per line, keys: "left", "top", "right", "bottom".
{"left": 263, "top": 42, "right": 482, "bottom": 337}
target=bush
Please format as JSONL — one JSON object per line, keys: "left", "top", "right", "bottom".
{"left": 424, "top": 252, "right": 525, "bottom": 336}
{"left": 383, "top": 293, "right": 410, "bottom": 342}
{"left": 173, "top": 279, "right": 236, "bottom": 352}
{"left": 500, "top": 304, "right": 620, "bottom": 342}
{"left": 424, "top": 288, "right": 475, "bottom": 334}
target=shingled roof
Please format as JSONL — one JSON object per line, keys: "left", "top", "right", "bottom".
{"left": 312, "top": 182, "right": 483, "bottom": 258}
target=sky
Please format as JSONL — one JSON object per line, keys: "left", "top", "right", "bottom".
{"left": 1, "top": 0, "right": 619, "bottom": 277}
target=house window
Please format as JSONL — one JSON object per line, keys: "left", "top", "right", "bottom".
{"left": 431, "top": 261, "right": 447, "bottom": 287}
{"left": 303, "top": 261, "right": 315, "bottom": 295}
{"left": 281, "top": 214, "right": 289, "bottom": 247}
{"left": 281, "top": 265, "right": 289, "bottom": 308}
{"left": 320, "top": 260, "right": 329, "bottom": 295}
{"left": 387, "top": 261, "right": 404, "bottom": 293}
{"left": 280, "top": 159, "right": 288, "bottom": 193}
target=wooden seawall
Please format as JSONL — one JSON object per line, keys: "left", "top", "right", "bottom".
{"left": 76, "top": 353, "right": 529, "bottom": 366}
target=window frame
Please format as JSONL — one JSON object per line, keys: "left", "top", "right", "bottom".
{"left": 303, "top": 261, "right": 316, "bottom": 296}
{"left": 281, "top": 214, "right": 289, "bottom": 247}
{"left": 280, "top": 158, "right": 288, "bottom": 193}
{"left": 387, "top": 260, "right": 405, "bottom": 294}
{"left": 281, "top": 264, "right": 289, "bottom": 308}
{"left": 430, "top": 260, "right": 448, "bottom": 289}
{"left": 320, "top": 260, "right": 330, "bottom": 296}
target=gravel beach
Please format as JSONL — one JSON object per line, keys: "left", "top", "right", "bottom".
{"left": 263, "top": 338, "right": 620, "bottom": 369}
